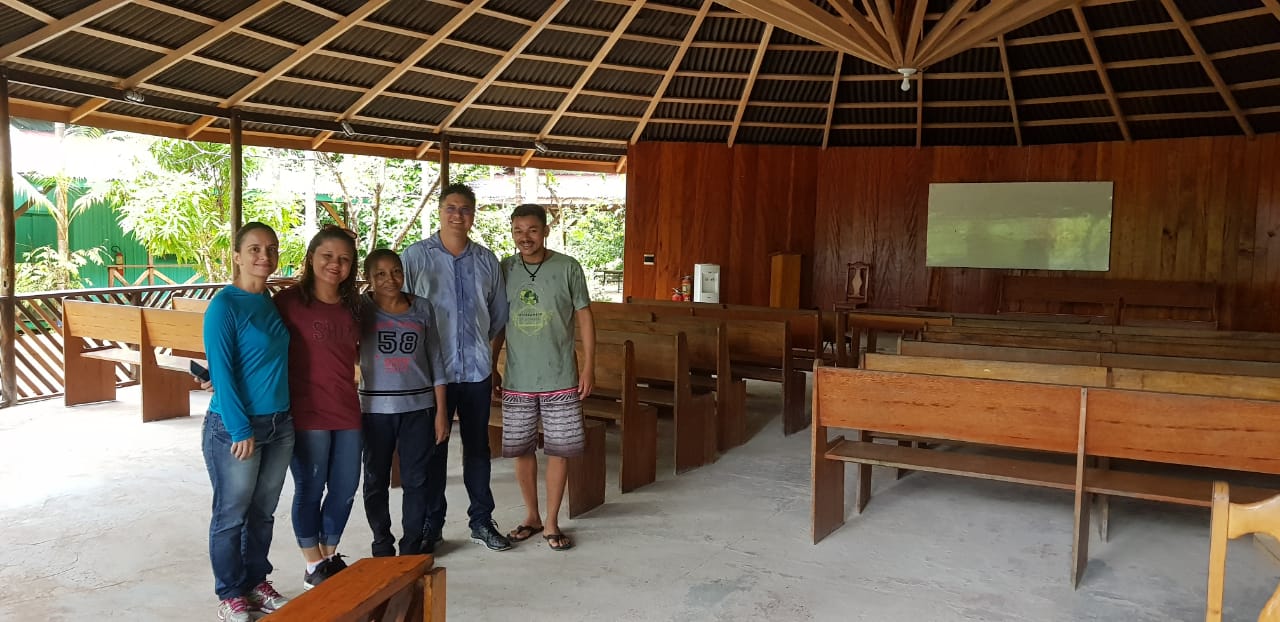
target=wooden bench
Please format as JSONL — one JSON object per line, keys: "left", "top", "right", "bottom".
{"left": 265, "top": 555, "right": 445, "bottom": 621}
{"left": 812, "top": 365, "right": 1280, "bottom": 586}
{"left": 899, "top": 340, "right": 1280, "bottom": 378}
{"left": 1206, "top": 483, "right": 1280, "bottom": 621}
{"left": 171, "top": 296, "right": 212, "bottom": 312}
{"left": 597, "top": 315, "right": 747, "bottom": 451}
{"left": 63, "top": 300, "right": 207, "bottom": 422}
{"left": 485, "top": 409, "right": 606, "bottom": 518}
{"left": 996, "top": 275, "right": 1219, "bottom": 328}
{"left": 834, "top": 311, "right": 953, "bottom": 367}
{"left": 594, "top": 329, "right": 717, "bottom": 473}
{"left": 577, "top": 339, "right": 659, "bottom": 493}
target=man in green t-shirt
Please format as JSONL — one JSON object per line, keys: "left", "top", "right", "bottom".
{"left": 491, "top": 203, "right": 595, "bottom": 552}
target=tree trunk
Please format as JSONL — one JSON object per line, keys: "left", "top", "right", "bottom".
{"left": 54, "top": 123, "right": 70, "bottom": 289}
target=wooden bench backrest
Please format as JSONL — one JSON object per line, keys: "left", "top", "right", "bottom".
{"left": 899, "top": 341, "right": 1105, "bottom": 366}
{"left": 580, "top": 339, "right": 634, "bottom": 395}
{"left": 1206, "top": 483, "right": 1280, "bottom": 622}
{"left": 1085, "top": 388, "right": 1280, "bottom": 475}
{"left": 171, "top": 296, "right": 211, "bottom": 312}
{"left": 63, "top": 300, "right": 142, "bottom": 343}
{"left": 999, "top": 275, "right": 1122, "bottom": 312}
{"left": 142, "top": 308, "right": 205, "bottom": 353}
{"left": 591, "top": 301, "right": 655, "bottom": 322}
{"left": 596, "top": 316, "right": 724, "bottom": 375}
{"left": 719, "top": 317, "right": 789, "bottom": 367}
{"left": 1109, "top": 368, "right": 1280, "bottom": 401}
{"left": 595, "top": 329, "right": 686, "bottom": 384}
{"left": 862, "top": 353, "right": 1108, "bottom": 387}
{"left": 714, "top": 304, "right": 822, "bottom": 353}
{"left": 814, "top": 367, "right": 1081, "bottom": 454}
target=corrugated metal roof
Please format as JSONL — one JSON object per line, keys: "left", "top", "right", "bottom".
{"left": 1194, "top": 15, "right": 1280, "bottom": 55}
{"left": 306, "top": 0, "right": 368, "bottom": 15}
{"left": 361, "top": 95, "right": 452, "bottom": 126}
{"left": 86, "top": 3, "right": 208, "bottom": 49}
{"left": 289, "top": 55, "right": 385, "bottom": 89}
{"left": 833, "top": 107, "right": 915, "bottom": 126}
{"left": 758, "top": 49, "right": 836, "bottom": 76}
{"left": 828, "top": 128, "right": 914, "bottom": 147}
{"left": 665, "top": 76, "right": 746, "bottom": 100}
{"left": 451, "top": 13, "right": 530, "bottom": 50}
{"left": 388, "top": 71, "right": 475, "bottom": 101}
{"left": 1006, "top": 40, "right": 1092, "bottom": 71}
{"left": 1081, "top": 0, "right": 1170, "bottom": 30}
{"left": 11, "top": 83, "right": 86, "bottom": 107}
{"left": 1215, "top": 50, "right": 1280, "bottom": 85}
{"left": 1236, "top": 85, "right": 1280, "bottom": 109}
{"left": 0, "top": 6, "right": 41, "bottom": 44}
{"left": 483, "top": 0, "right": 557, "bottom": 22}
{"left": 327, "top": 25, "right": 425, "bottom": 63}
{"left": 930, "top": 46, "right": 1001, "bottom": 74}
{"left": 1108, "top": 61, "right": 1214, "bottom": 91}
{"left": 929, "top": 126, "right": 1018, "bottom": 146}
{"left": 1018, "top": 100, "right": 1113, "bottom": 122}
{"left": 923, "top": 77, "right": 1007, "bottom": 102}
{"left": 742, "top": 105, "right": 826, "bottom": 125}
{"left": 21, "top": 0, "right": 84, "bottom": 19}
{"left": 654, "top": 102, "right": 735, "bottom": 122}
{"left": 526, "top": 29, "right": 604, "bottom": 62}
{"left": 476, "top": 86, "right": 564, "bottom": 110}
{"left": 419, "top": 44, "right": 498, "bottom": 79}
{"left": 25, "top": 31, "right": 156, "bottom": 79}
{"left": 549, "top": 116, "right": 634, "bottom": 140}
{"left": 583, "top": 68, "right": 661, "bottom": 96}
{"left": 498, "top": 58, "right": 581, "bottom": 88}
{"left": 1093, "top": 29, "right": 1190, "bottom": 63}
{"left": 198, "top": 33, "right": 294, "bottom": 72}
{"left": 249, "top": 80, "right": 362, "bottom": 114}
{"left": 453, "top": 108, "right": 549, "bottom": 134}
{"left": 1006, "top": 8, "right": 1076, "bottom": 39}
{"left": 1130, "top": 117, "right": 1243, "bottom": 140}
{"left": 924, "top": 106, "right": 1012, "bottom": 124}
{"left": 641, "top": 122, "right": 729, "bottom": 143}
{"left": 1012, "top": 70, "right": 1104, "bottom": 99}
{"left": 1172, "top": 0, "right": 1262, "bottom": 21}
{"left": 567, "top": 94, "right": 649, "bottom": 117}
{"left": 604, "top": 39, "right": 677, "bottom": 70}
{"left": 1021, "top": 122, "right": 1122, "bottom": 144}
{"left": 695, "top": 16, "right": 766, "bottom": 43}
{"left": 1121, "top": 93, "right": 1228, "bottom": 116}
{"left": 1250, "top": 112, "right": 1280, "bottom": 133}
{"left": 628, "top": 7, "right": 694, "bottom": 40}
{"left": 837, "top": 79, "right": 913, "bottom": 104}
{"left": 735, "top": 126, "right": 822, "bottom": 145}
{"left": 370, "top": 0, "right": 460, "bottom": 32}
{"left": 96, "top": 101, "right": 201, "bottom": 125}
{"left": 552, "top": 0, "right": 628, "bottom": 30}
{"left": 680, "top": 47, "right": 757, "bottom": 73}
{"left": 751, "top": 79, "right": 831, "bottom": 103}
{"left": 244, "top": 3, "right": 335, "bottom": 46}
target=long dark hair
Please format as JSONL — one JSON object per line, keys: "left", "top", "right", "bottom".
{"left": 298, "top": 225, "right": 361, "bottom": 317}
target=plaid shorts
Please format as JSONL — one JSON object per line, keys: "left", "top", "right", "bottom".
{"left": 501, "top": 388, "right": 585, "bottom": 458}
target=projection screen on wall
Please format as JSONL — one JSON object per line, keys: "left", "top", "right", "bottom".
{"left": 926, "top": 181, "right": 1114, "bottom": 271}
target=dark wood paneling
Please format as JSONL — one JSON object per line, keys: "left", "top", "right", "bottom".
{"left": 626, "top": 134, "right": 1280, "bottom": 330}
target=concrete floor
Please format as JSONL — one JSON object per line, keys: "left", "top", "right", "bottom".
{"left": 1, "top": 380, "right": 1277, "bottom": 622}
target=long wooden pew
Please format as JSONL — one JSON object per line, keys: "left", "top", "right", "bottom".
{"left": 596, "top": 315, "right": 747, "bottom": 451}
{"left": 921, "top": 322, "right": 1280, "bottom": 363}
{"left": 899, "top": 340, "right": 1280, "bottom": 378}
{"left": 812, "top": 365, "right": 1280, "bottom": 586}
{"left": 267, "top": 554, "right": 445, "bottom": 621}
{"left": 588, "top": 329, "right": 716, "bottom": 473}
{"left": 486, "top": 409, "right": 607, "bottom": 519}
{"left": 577, "top": 339, "right": 659, "bottom": 493}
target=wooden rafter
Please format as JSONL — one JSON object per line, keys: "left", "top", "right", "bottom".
{"left": 729, "top": 24, "right": 774, "bottom": 147}
{"left": 69, "top": 98, "right": 107, "bottom": 123}
{"left": 915, "top": 72, "right": 924, "bottom": 147}
{"left": 914, "top": 0, "right": 978, "bottom": 67}
{"left": 342, "top": 0, "right": 486, "bottom": 123}
{"left": 874, "top": 0, "right": 904, "bottom": 67}
{"left": 824, "top": 0, "right": 895, "bottom": 65}
{"left": 310, "top": 131, "right": 333, "bottom": 150}
{"left": 1158, "top": 0, "right": 1254, "bottom": 136}
{"left": 997, "top": 34, "right": 1023, "bottom": 146}
{"left": 1072, "top": 4, "right": 1130, "bottom": 141}
{"left": 437, "top": 0, "right": 572, "bottom": 131}
{"left": 121, "top": 0, "right": 282, "bottom": 90}
{"left": 631, "top": 0, "right": 713, "bottom": 144}
{"left": 535, "top": 0, "right": 647, "bottom": 140}
{"left": 1265, "top": 0, "right": 1280, "bottom": 22}
{"left": 918, "top": 0, "right": 1079, "bottom": 68}
{"left": 182, "top": 0, "right": 390, "bottom": 136}
{"left": 904, "top": 0, "right": 929, "bottom": 67}
{"left": 718, "top": 0, "right": 894, "bottom": 68}
{"left": 823, "top": 53, "right": 844, "bottom": 149}
{"left": 0, "top": 0, "right": 52, "bottom": 23}
{"left": 858, "top": 0, "right": 887, "bottom": 38}
{"left": 0, "top": 0, "right": 130, "bottom": 60}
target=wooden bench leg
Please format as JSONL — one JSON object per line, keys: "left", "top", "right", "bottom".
{"left": 567, "top": 422, "right": 606, "bottom": 518}
{"left": 63, "top": 350, "right": 116, "bottom": 406}
{"left": 620, "top": 404, "right": 658, "bottom": 493}
{"left": 812, "top": 423, "right": 846, "bottom": 544}
{"left": 1094, "top": 457, "right": 1110, "bottom": 542}
{"left": 895, "top": 439, "right": 913, "bottom": 480}
{"left": 854, "top": 431, "right": 873, "bottom": 514}
{"left": 674, "top": 394, "right": 716, "bottom": 474}
{"left": 717, "top": 378, "right": 747, "bottom": 452}
{"left": 782, "top": 370, "right": 808, "bottom": 436}
{"left": 1072, "top": 488, "right": 1092, "bottom": 589}
{"left": 423, "top": 566, "right": 446, "bottom": 622}
{"left": 139, "top": 363, "right": 192, "bottom": 423}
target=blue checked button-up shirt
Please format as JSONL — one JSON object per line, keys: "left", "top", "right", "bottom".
{"left": 400, "top": 232, "right": 509, "bottom": 384}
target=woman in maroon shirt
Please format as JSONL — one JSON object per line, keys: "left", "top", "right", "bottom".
{"left": 274, "top": 225, "right": 363, "bottom": 591}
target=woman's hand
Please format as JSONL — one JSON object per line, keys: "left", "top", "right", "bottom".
{"left": 230, "top": 438, "right": 255, "bottom": 461}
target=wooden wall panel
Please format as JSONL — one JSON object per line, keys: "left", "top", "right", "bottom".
{"left": 625, "top": 134, "right": 1280, "bottom": 330}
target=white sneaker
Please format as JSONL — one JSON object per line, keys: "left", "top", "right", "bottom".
{"left": 246, "top": 580, "right": 289, "bottom": 613}
{"left": 217, "top": 596, "right": 252, "bottom": 622}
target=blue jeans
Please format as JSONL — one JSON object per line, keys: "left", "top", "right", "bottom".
{"left": 425, "top": 378, "right": 496, "bottom": 532}
{"left": 362, "top": 408, "right": 434, "bottom": 556}
{"left": 290, "top": 429, "right": 362, "bottom": 548}
{"left": 203, "top": 411, "right": 294, "bottom": 601}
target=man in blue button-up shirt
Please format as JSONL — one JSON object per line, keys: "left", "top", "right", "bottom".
{"left": 401, "top": 183, "right": 513, "bottom": 552}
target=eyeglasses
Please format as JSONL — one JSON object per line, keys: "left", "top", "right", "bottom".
{"left": 444, "top": 206, "right": 476, "bottom": 217}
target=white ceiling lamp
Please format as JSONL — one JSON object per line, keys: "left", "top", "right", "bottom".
{"left": 898, "top": 68, "right": 917, "bottom": 92}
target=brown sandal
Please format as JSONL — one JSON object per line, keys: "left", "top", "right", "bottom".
{"left": 508, "top": 524, "right": 543, "bottom": 542}
{"left": 544, "top": 533, "right": 573, "bottom": 551}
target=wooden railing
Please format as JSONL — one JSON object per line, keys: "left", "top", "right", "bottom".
{"left": 6, "top": 279, "right": 295, "bottom": 405}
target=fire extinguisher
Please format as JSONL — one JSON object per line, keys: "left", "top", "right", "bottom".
{"left": 112, "top": 245, "right": 124, "bottom": 268}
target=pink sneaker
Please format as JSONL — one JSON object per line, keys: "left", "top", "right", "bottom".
{"left": 217, "top": 596, "right": 251, "bottom": 622}
{"left": 246, "top": 581, "right": 290, "bottom": 613}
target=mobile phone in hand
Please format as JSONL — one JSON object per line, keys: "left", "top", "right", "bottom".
{"left": 190, "top": 360, "right": 211, "bottom": 382}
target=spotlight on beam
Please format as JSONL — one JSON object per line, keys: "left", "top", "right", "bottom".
{"left": 340, "top": 120, "right": 355, "bottom": 136}
{"left": 123, "top": 89, "right": 145, "bottom": 104}
{"left": 533, "top": 140, "right": 549, "bottom": 154}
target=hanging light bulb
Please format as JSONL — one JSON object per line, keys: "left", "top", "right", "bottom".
{"left": 898, "top": 68, "right": 918, "bottom": 92}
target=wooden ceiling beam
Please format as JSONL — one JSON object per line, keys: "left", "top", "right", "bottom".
{"left": 1072, "top": 4, "right": 1130, "bottom": 141}
{"left": 341, "top": 0, "right": 485, "bottom": 122}
{"left": 729, "top": 24, "right": 773, "bottom": 147}
{"left": 68, "top": 98, "right": 107, "bottom": 123}
{"left": 997, "top": 34, "right": 1023, "bottom": 147}
{"left": 534, "top": 0, "right": 647, "bottom": 141}
{"left": 1264, "top": 0, "right": 1280, "bottom": 23}
{"left": 1158, "top": 0, "right": 1253, "bottom": 136}
{"left": 823, "top": 53, "right": 844, "bottom": 149}
{"left": 873, "top": 0, "right": 905, "bottom": 67}
{"left": 914, "top": 0, "right": 978, "bottom": 67}
{"left": 904, "top": 0, "right": 929, "bottom": 67}
{"left": 121, "top": 0, "right": 281, "bottom": 90}
{"left": 917, "top": 0, "right": 1079, "bottom": 68}
{"left": 915, "top": 72, "right": 924, "bottom": 147}
{"left": 0, "top": 0, "right": 52, "bottom": 23}
{"left": 631, "top": 0, "right": 713, "bottom": 144}
{"left": 0, "top": 0, "right": 130, "bottom": 60}
{"left": 824, "top": 0, "right": 896, "bottom": 65}
{"left": 438, "top": 0, "right": 572, "bottom": 131}
{"left": 717, "top": 0, "right": 894, "bottom": 68}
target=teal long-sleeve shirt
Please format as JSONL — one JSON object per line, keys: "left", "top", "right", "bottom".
{"left": 203, "top": 285, "right": 291, "bottom": 442}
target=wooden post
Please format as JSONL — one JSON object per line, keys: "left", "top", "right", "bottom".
{"left": 0, "top": 74, "right": 15, "bottom": 408}
{"left": 439, "top": 134, "right": 450, "bottom": 188}
{"left": 229, "top": 113, "right": 243, "bottom": 233}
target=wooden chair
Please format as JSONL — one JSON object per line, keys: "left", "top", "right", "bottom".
{"left": 834, "top": 262, "right": 870, "bottom": 311}
{"left": 1207, "top": 482, "right": 1280, "bottom": 622}
{"left": 903, "top": 268, "right": 942, "bottom": 312}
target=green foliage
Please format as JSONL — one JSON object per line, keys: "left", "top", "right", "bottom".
{"left": 16, "top": 245, "right": 107, "bottom": 293}
{"left": 561, "top": 204, "right": 625, "bottom": 270}
{"left": 111, "top": 140, "right": 302, "bottom": 281}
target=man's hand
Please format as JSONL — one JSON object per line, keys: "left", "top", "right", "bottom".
{"left": 492, "top": 371, "right": 503, "bottom": 398}
{"left": 230, "top": 438, "right": 255, "bottom": 461}
{"left": 578, "top": 369, "right": 594, "bottom": 399}
{"left": 434, "top": 411, "right": 450, "bottom": 445}
{"left": 194, "top": 376, "right": 214, "bottom": 392}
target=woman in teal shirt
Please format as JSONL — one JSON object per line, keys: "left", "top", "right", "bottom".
{"left": 201, "top": 222, "right": 293, "bottom": 622}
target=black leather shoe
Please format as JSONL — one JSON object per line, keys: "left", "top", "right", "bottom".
{"left": 469, "top": 520, "right": 512, "bottom": 552}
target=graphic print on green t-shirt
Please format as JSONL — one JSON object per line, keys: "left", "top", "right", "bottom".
{"left": 513, "top": 284, "right": 551, "bottom": 336}
{"left": 500, "top": 251, "right": 591, "bottom": 393}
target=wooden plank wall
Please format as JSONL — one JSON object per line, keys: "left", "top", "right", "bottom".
{"left": 625, "top": 134, "right": 1280, "bottom": 331}
{"left": 624, "top": 142, "right": 817, "bottom": 307}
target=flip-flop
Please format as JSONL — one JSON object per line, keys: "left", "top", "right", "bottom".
{"left": 507, "top": 524, "right": 544, "bottom": 542}
{"left": 544, "top": 533, "right": 574, "bottom": 551}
